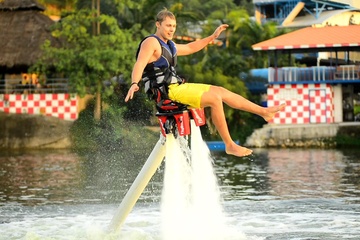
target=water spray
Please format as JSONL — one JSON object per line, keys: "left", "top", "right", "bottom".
{"left": 108, "top": 104, "right": 206, "bottom": 233}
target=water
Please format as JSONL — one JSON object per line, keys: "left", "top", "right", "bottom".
{"left": 0, "top": 138, "right": 360, "bottom": 239}
{"left": 160, "top": 123, "right": 227, "bottom": 240}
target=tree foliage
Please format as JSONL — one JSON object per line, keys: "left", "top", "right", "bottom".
{"left": 32, "top": 9, "right": 138, "bottom": 120}
{"left": 34, "top": 0, "right": 287, "bottom": 141}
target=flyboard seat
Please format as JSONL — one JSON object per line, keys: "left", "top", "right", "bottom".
{"left": 143, "top": 70, "right": 206, "bottom": 137}
{"left": 154, "top": 93, "right": 206, "bottom": 138}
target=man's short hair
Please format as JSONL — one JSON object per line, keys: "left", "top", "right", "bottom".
{"left": 156, "top": 8, "right": 175, "bottom": 23}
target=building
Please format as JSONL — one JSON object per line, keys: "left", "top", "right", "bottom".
{"left": 0, "top": 0, "right": 77, "bottom": 121}
{"left": 251, "top": 0, "right": 360, "bottom": 123}
{"left": 253, "top": 0, "right": 360, "bottom": 27}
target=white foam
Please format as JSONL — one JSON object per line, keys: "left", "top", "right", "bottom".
{"left": 160, "top": 122, "right": 249, "bottom": 240}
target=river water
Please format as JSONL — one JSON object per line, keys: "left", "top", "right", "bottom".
{"left": 0, "top": 140, "right": 359, "bottom": 239}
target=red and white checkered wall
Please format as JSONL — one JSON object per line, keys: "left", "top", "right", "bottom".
{"left": 0, "top": 94, "right": 78, "bottom": 121}
{"left": 267, "top": 83, "right": 334, "bottom": 124}
{"left": 0, "top": 84, "right": 336, "bottom": 124}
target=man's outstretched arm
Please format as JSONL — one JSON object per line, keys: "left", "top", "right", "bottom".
{"left": 176, "top": 24, "right": 229, "bottom": 56}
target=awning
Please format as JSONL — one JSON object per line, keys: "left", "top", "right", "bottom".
{"left": 252, "top": 25, "right": 360, "bottom": 51}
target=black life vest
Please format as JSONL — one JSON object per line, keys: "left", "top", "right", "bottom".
{"left": 136, "top": 35, "right": 184, "bottom": 102}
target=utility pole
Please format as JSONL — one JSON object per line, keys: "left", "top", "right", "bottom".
{"left": 91, "top": 0, "right": 100, "bottom": 36}
{"left": 92, "top": 0, "right": 96, "bottom": 36}
{"left": 92, "top": 0, "right": 102, "bottom": 121}
{"left": 96, "top": 0, "right": 100, "bottom": 35}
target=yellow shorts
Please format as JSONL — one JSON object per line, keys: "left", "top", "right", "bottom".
{"left": 168, "top": 83, "right": 211, "bottom": 109}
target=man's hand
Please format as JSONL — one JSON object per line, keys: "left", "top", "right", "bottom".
{"left": 125, "top": 84, "right": 139, "bottom": 102}
{"left": 212, "top": 24, "right": 229, "bottom": 39}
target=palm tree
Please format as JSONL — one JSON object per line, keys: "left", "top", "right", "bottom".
{"left": 225, "top": 8, "right": 285, "bottom": 69}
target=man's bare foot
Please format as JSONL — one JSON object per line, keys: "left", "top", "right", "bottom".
{"left": 225, "top": 142, "right": 253, "bottom": 157}
{"left": 262, "top": 103, "right": 286, "bottom": 122}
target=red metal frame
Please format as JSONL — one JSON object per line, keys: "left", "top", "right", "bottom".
{"left": 157, "top": 108, "right": 206, "bottom": 137}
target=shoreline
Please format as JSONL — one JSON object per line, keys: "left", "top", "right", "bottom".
{"left": 245, "top": 122, "right": 360, "bottom": 148}
{"left": 1, "top": 112, "right": 359, "bottom": 149}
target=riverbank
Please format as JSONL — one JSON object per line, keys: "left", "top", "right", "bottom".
{"left": 1, "top": 113, "right": 359, "bottom": 149}
{"left": 0, "top": 112, "right": 72, "bottom": 149}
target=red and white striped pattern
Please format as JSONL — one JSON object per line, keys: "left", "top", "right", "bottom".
{"left": 252, "top": 25, "right": 360, "bottom": 51}
{"left": 253, "top": 43, "right": 360, "bottom": 50}
{"left": 267, "top": 83, "right": 334, "bottom": 124}
{"left": 0, "top": 94, "right": 78, "bottom": 120}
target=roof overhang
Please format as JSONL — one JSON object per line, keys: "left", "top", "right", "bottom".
{"left": 252, "top": 25, "right": 360, "bottom": 52}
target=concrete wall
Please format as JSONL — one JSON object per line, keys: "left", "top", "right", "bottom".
{"left": 0, "top": 112, "right": 73, "bottom": 149}
{"left": 245, "top": 122, "right": 360, "bottom": 148}
{"left": 333, "top": 85, "right": 343, "bottom": 122}
{"left": 245, "top": 124, "right": 339, "bottom": 148}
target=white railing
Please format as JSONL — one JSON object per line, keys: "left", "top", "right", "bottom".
{"left": 268, "top": 65, "right": 360, "bottom": 83}
{"left": 334, "top": 65, "right": 360, "bottom": 80}
{"left": 0, "top": 78, "right": 69, "bottom": 94}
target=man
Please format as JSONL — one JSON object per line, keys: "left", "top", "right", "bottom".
{"left": 125, "top": 8, "right": 285, "bottom": 157}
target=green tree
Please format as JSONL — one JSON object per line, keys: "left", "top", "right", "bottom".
{"left": 76, "top": 0, "right": 166, "bottom": 33}
{"left": 178, "top": 0, "right": 235, "bottom": 17}
{"left": 225, "top": 9, "right": 288, "bottom": 68}
{"left": 32, "top": 9, "right": 137, "bottom": 121}
{"left": 233, "top": 0, "right": 254, "bottom": 14}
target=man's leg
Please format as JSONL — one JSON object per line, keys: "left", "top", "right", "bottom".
{"left": 200, "top": 85, "right": 285, "bottom": 157}
{"left": 208, "top": 86, "right": 286, "bottom": 121}
{"left": 200, "top": 88, "right": 253, "bottom": 157}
